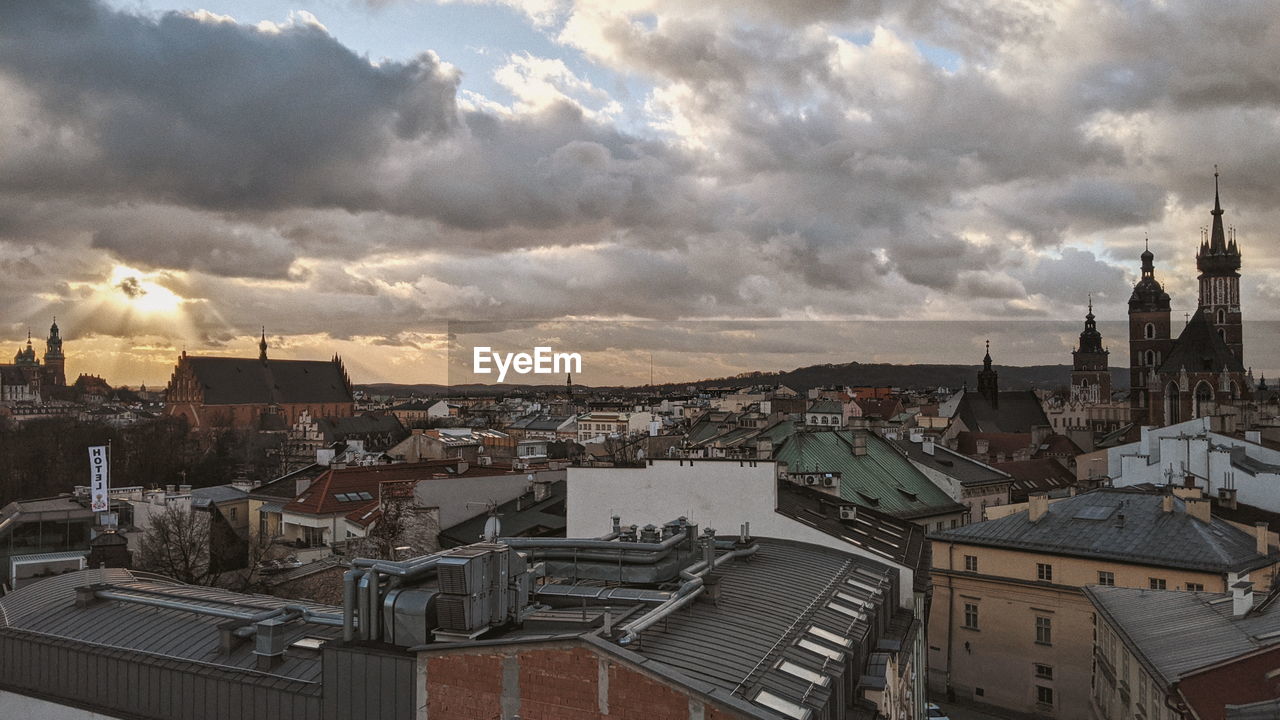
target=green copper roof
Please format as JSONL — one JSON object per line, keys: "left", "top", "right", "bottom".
{"left": 775, "top": 429, "right": 962, "bottom": 519}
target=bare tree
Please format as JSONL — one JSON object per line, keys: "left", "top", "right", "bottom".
{"left": 134, "top": 504, "right": 219, "bottom": 585}
{"left": 360, "top": 502, "right": 439, "bottom": 560}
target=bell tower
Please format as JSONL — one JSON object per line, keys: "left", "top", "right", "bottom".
{"left": 1196, "top": 169, "right": 1243, "bottom": 363}
{"left": 42, "top": 317, "right": 66, "bottom": 387}
{"left": 1128, "top": 239, "right": 1173, "bottom": 424}
{"left": 977, "top": 340, "right": 999, "bottom": 409}
{"left": 1071, "top": 297, "right": 1109, "bottom": 404}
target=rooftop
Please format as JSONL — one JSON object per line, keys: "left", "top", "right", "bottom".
{"left": 775, "top": 429, "right": 965, "bottom": 520}
{"left": 0, "top": 567, "right": 341, "bottom": 684}
{"left": 891, "top": 436, "right": 1010, "bottom": 487}
{"left": 931, "top": 489, "right": 1277, "bottom": 574}
{"left": 1086, "top": 585, "right": 1280, "bottom": 686}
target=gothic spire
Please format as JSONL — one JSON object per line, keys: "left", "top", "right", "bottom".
{"left": 1209, "top": 166, "right": 1227, "bottom": 252}
{"left": 258, "top": 327, "right": 268, "bottom": 362}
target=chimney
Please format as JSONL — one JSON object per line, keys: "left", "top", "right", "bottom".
{"left": 1172, "top": 486, "right": 1200, "bottom": 500}
{"left": 756, "top": 438, "right": 773, "bottom": 460}
{"left": 532, "top": 479, "right": 551, "bottom": 502}
{"left": 923, "top": 439, "right": 935, "bottom": 456}
{"left": 1161, "top": 494, "right": 1173, "bottom": 513}
{"left": 1218, "top": 487, "right": 1239, "bottom": 510}
{"left": 1028, "top": 492, "right": 1049, "bottom": 523}
{"left": 1232, "top": 580, "right": 1254, "bottom": 617}
{"left": 851, "top": 432, "right": 867, "bottom": 457}
{"left": 1246, "top": 430, "right": 1262, "bottom": 444}
{"left": 1256, "top": 522, "right": 1270, "bottom": 555}
{"left": 976, "top": 439, "right": 989, "bottom": 456}
{"left": 1185, "top": 497, "right": 1212, "bottom": 524}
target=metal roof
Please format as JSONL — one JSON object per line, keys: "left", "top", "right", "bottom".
{"left": 438, "top": 480, "right": 567, "bottom": 548}
{"left": 774, "top": 482, "right": 924, "bottom": 570}
{"left": 624, "top": 537, "right": 898, "bottom": 720}
{"left": 931, "top": 489, "right": 1277, "bottom": 574}
{"left": 890, "top": 437, "right": 1010, "bottom": 487}
{"left": 0, "top": 568, "right": 341, "bottom": 685}
{"left": 1086, "top": 585, "right": 1280, "bottom": 685}
{"left": 774, "top": 429, "right": 964, "bottom": 519}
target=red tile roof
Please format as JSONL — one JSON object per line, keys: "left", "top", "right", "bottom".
{"left": 282, "top": 459, "right": 530, "bottom": 516}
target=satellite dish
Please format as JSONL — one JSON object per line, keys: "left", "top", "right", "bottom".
{"left": 483, "top": 515, "right": 502, "bottom": 543}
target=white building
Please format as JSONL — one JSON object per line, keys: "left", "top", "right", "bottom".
{"left": 1106, "top": 417, "right": 1280, "bottom": 512}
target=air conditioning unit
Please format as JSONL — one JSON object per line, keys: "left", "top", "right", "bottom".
{"left": 839, "top": 506, "right": 857, "bottom": 521}
{"left": 822, "top": 474, "right": 838, "bottom": 488}
{"left": 805, "top": 475, "right": 819, "bottom": 486}
{"left": 477, "top": 456, "right": 493, "bottom": 466}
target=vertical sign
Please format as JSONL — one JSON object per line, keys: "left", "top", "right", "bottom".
{"left": 89, "top": 445, "right": 110, "bottom": 512}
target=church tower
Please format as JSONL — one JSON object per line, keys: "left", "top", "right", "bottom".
{"left": 977, "top": 340, "right": 999, "bottom": 409}
{"left": 1071, "top": 297, "right": 1110, "bottom": 404}
{"left": 1196, "top": 170, "right": 1243, "bottom": 363}
{"left": 42, "top": 318, "right": 65, "bottom": 387}
{"left": 1128, "top": 239, "right": 1173, "bottom": 423}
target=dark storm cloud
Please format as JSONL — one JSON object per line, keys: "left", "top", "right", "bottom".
{"left": 0, "top": 1, "right": 458, "bottom": 211}
{"left": 7, "top": 0, "right": 1280, "bottom": 379}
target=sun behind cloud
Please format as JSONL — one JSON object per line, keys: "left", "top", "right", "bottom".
{"left": 108, "top": 265, "right": 184, "bottom": 316}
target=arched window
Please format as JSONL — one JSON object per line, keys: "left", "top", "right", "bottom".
{"left": 1194, "top": 381, "right": 1214, "bottom": 418}
{"left": 1165, "top": 382, "right": 1180, "bottom": 425}
{"left": 1144, "top": 323, "right": 1155, "bottom": 339}
{"left": 1217, "top": 308, "right": 1226, "bottom": 324}
{"left": 1231, "top": 381, "right": 1240, "bottom": 400}
{"left": 1218, "top": 328, "right": 1226, "bottom": 342}
{"left": 1144, "top": 350, "right": 1155, "bottom": 366}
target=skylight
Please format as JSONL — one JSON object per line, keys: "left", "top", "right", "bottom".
{"left": 777, "top": 660, "right": 829, "bottom": 686}
{"left": 828, "top": 601, "right": 866, "bottom": 619}
{"left": 797, "top": 638, "right": 843, "bottom": 660}
{"left": 754, "top": 690, "right": 811, "bottom": 719}
{"left": 807, "top": 626, "right": 851, "bottom": 647}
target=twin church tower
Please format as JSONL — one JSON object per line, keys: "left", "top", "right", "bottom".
{"left": 1068, "top": 172, "right": 1250, "bottom": 427}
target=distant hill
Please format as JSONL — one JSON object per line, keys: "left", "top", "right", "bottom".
{"left": 359, "top": 362, "right": 1129, "bottom": 397}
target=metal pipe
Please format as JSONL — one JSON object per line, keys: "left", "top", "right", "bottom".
{"left": 498, "top": 530, "right": 688, "bottom": 552}
{"left": 618, "top": 542, "right": 758, "bottom": 644}
{"left": 342, "top": 568, "right": 361, "bottom": 641}
{"left": 95, "top": 589, "right": 339, "bottom": 631}
{"left": 365, "top": 568, "right": 381, "bottom": 642}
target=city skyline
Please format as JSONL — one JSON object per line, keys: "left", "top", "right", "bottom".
{"left": 4, "top": 0, "right": 1280, "bottom": 385}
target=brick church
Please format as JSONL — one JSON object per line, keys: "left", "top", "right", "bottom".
{"left": 165, "top": 331, "right": 355, "bottom": 431}
{"left": 1129, "top": 173, "right": 1252, "bottom": 426}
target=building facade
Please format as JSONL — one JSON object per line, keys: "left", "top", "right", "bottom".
{"left": 1130, "top": 176, "right": 1251, "bottom": 426}
{"left": 165, "top": 333, "right": 355, "bottom": 430}
{"left": 928, "top": 489, "right": 1280, "bottom": 719}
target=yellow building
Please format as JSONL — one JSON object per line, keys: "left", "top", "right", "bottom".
{"left": 928, "top": 488, "right": 1280, "bottom": 719}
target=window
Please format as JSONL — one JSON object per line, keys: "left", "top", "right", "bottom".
{"left": 964, "top": 555, "right": 978, "bottom": 572}
{"left": 1186, "top": 582, "right": 1204, "bottom": 592}
{"left": 1098, "top": 571, "right": 1115, "bottom": 586}
{"left": 963, "top": 603, "right": 979, "bottom": 630}
{"left": 1144, "top": 322, "right": 1155, "bottom": 340}
{"left": 1037, "top": 685, "right": 1054, "bottom": 707}
{"left": 302, "top": 525, "right": 325, "bottom": 548}
{"left": 1037, "top": 563, "right": 1053, "bottom": 582}
{"left": 1150, "top": 578, "right": 1167, "bottom": 590}
{"left": 228, "top": 507, "right": 237, "bottom": 521}
{"left": 1034, "top": 664, "right": 1053, "bottom": 680}
{"left": 1035, "top": 616, "right": 1052, "bottom": 645}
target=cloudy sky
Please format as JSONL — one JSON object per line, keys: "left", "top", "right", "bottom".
{"left": 3, "top": 0, "right": 1280, "bottom": 386}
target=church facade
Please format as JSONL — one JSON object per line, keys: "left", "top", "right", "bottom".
{"left": 165, "top": 332, "right": 356, "bottom": 431}
{"left": 1129, "top": 175, "right": 1252, "bottom": 426}
{"left": 0, "top": 320, "right": 67, "bottom": 402}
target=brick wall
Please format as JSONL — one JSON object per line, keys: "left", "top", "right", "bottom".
{"left": 422, "top": 642, "right": 746, "bottom": 719}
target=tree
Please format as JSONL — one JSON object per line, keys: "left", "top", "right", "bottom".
{"left": 133, "top": 504, "right": 219, "bottom": 585}
{"left": 353, "top": 481, "right": 439, "bottom": 560}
